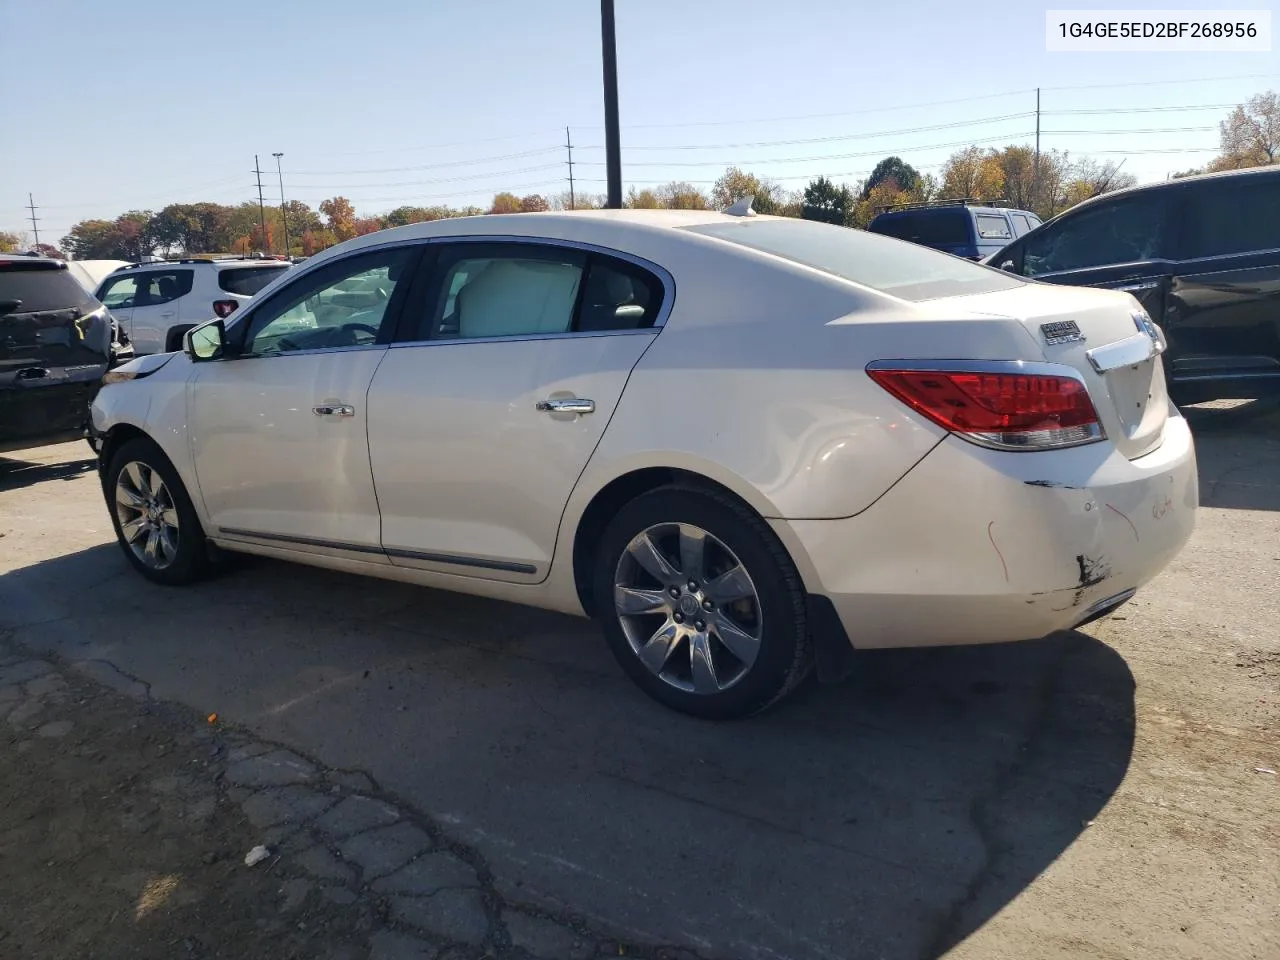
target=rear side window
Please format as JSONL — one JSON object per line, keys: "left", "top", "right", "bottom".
{"left": 576, "top": 259, "right": 662, "bottom": 331}
{"left": 219, "top": 265, "right": 289, "bottom": 296}
{"left": 1181, "top": 176, "right": 1280, "bottom": 259}
{"left": 974, "top": 214, "right": 1013, "bottom": 240}
{"left": 0, "top": 263, "right": 99, "bottom": 314}
{"left": 1021, "top": 192, "right": 1170, "bottom": 276}
{"left": 869, "top": 210, "right": 971, "bottom": 247}
{"left": 685, "top": 219, "right": 1024, "bottom": 301}
{"left": 135, "top": 270, "right": 194, "bottom": 306}
{"left": 1010, "top": 214, "right": 1032, "bottom": 236}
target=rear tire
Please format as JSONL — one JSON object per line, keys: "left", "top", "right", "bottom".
{"left": 593, "top": 485, "right": 811, "bottom": 719}
{"left": 105, "top": 437, "right": 210, "bottom": 586}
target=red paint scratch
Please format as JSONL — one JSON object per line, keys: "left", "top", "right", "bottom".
{"left": 987, "top": 520, "right": 1009, "bottom": 583}
{"left": 1106, "top": 503, "right": 1140, "bottom": 542}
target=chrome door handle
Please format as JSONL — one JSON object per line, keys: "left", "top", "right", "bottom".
{"left": 535, "top": 398, "right": 595, "bottom": 415}
{"left": 313, "top": 403, "right": 355, "bottom": 417}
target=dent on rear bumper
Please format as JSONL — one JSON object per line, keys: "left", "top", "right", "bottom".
{"left": 774, "top": 414, "right": 1198, "bottom": 649}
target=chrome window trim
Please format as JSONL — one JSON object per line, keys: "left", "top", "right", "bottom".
{"left": 389, "top": 328, "right": 657, "bottom": 350}
{"left": 239, "top": 343, "right": 387, "bottom": 361}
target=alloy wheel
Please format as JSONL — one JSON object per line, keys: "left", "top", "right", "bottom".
{"left": 613, "top": 522, "right": 762, "bottom": 695}
{"left": 115, "top": 461, "right": 180, "bottom": 570}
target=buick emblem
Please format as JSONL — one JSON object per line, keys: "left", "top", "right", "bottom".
{"left": 1040, "top": 320, "right": 1085, "bottom": 345}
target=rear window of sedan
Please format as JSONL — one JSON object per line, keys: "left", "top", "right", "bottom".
{"left": 684, "top": 219, "right": 1025, "bottom": 301}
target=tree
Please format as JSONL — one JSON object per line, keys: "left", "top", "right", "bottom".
{"left": 940, "top": 147, "right": 1005, "bottom": 200}
{"left": 489, "top": 192, "right": 523, "bottom": 214}
{"left": 625, "top": 187, "right": 662, "bottom": 209}
{"left": 1059, "top": 158, "right": 1138, "bottom": 209}
{"left": 62, "top": 215, "right": 155, "bottom": 261}
{"left": 801, "top": 176, "right": 856, "bottom": 226}
{"left": 520, "top": 194, "right": 549, "bottom": 213}
{"left": 550, "top": 190, "right": 605, "bottom": 211}
{"left": 319, "top": 196, "right": 357, "bottom": 241}
{"left": 852, "top": 179, "right": 913, "bottom": 228}
{"left": 352, "top": 216, "right": 384, "bottom": 236}
{"left": 656, "top": 182, "right": 709, "bottom": 209}
{"left": 31, "top": 242, "right": 64, "bottom": 259}
{"left": 864, "top": 157, "right": 920, "bottom": 198}
{"left": 0, "top": 231, "right": 20, "bottom": 253}
{"left": 1214, "top": 90, "right": 1279, "bottom": 169}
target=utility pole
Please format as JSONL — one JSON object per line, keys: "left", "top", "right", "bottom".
{"left": 27, "top": 193, "right": 41, "bottom": 247}
{"left": 565, "top": 127, "right": 576, "bottom": 211}
{"left": 1033, "top": 87, "right": 1041, "bottom": 210}
{"left": 273, "top": 152, "right": 289, "bottom": 257}
{"left": 600, "top": 0, "right": 622, "bottom": 209}
{"left": 253, "top": 155, "right": 269, "bottom": 254}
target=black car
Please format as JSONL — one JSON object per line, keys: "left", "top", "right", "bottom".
{"left": 988, "top": 166, "right": 1280, "bottom": 404}
{"left": 1, "top": 255, "right": 114, "bottom": 454}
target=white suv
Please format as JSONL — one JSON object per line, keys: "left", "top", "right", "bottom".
{"left": 95, "top": 257, "right": 292, "bottom": 355}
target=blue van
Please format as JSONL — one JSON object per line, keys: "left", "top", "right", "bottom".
{"left": 867, "top": 199, "right": 1042, "bottom": 261}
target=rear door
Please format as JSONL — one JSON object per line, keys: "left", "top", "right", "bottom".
{"left": 0, "top": 260, "right": 112, "bottom": 448}
{"left": 128, "top": 268, "right": 194, "bottom": 354}
{"left": 366, "top": 241, "right": 666, "bottom": 582}
{"left": 1164, "top": 172, "right": 1280, "bottom": 393}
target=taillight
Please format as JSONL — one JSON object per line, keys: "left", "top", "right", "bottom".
{"left": 212, "top": 299, "right": 239, "bottom": 319}
{"left": 867, "top": 364, "right": 1105, "bottom": 450}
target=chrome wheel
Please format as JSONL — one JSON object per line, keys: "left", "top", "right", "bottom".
{"left": 115, "top": 460, "right": 180, "bottom": 570}
{"left": 613, "top": 522, "right": 762, "bottom": 695}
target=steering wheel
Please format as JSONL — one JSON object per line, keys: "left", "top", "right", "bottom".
{"left": 341, "top": 322, "right": 379, "bottom": 340}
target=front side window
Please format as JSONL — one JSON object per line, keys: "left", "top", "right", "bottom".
{"left": 97, "top": 275, "right": 140, "bottom": 309}
{"left": 1181, "top": 176, "right": 1280, "bottom": 259}
{"left": 242, "top": 248, "right": 413, "bottom": 356}
{"left": 975, "top": 214, "right": 1013, "bottom": 240}
{"left": 1021, "top": 192, "right": 1170, "bottom": 276}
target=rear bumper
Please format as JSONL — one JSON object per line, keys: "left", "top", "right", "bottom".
{"left": 776, "top": 412, "right": 1198, "bottom": 649}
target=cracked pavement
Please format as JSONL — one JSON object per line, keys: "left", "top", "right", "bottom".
{"left": 1, "top": 399, "right": 1278, "bottom": 959}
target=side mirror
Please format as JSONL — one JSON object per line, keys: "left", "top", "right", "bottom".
{"left": 185, "top": 319, "right": 227, "bottom": 361}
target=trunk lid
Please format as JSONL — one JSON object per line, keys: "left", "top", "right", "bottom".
{"left": 930, "top": 283, "right": 1169, "bottom": 460}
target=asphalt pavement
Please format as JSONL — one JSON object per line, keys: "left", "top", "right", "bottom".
{"left": 1, "top": 399, "right": 1277, "bottom": 960}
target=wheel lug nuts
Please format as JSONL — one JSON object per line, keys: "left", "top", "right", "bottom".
{"left": 702, "top": 599, "right": 713, "bottom": 610}
{"left": 695, "top": 620, "right": 706, "bottom": 631}
{"left": 669, "top": 587, "right": 680, "bottom": 599}
{"left": 673, "top": 613, "right": 684, "bottom": 624}
{"left": 687, "top": 581, "right": 697, "bottom": 591}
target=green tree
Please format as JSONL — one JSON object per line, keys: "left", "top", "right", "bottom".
{"left": 801, "top": 176, "right": 856, "bottom": 226}
{"left": 864, "top": 157, "right": 920, "bottom": 198}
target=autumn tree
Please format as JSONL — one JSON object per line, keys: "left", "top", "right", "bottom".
{"left": 0, "top": 231, "right": 20, "bottom": 252}
{"left": 520, "top": 194, "right": 549, "bottom": 213}
{"left": 550, "top": 190, "right": 605, "bottom": 210}
{"left": 352, "top": 216, "right": 384, "bottom": 236}
{"left": 710, "top": 167, "right": 784, "bottom": 212}
{"left": 851, "top": 179, "right": 913, "bottom": 228}
{"left": 320, "top": 196, "right": 357, "bottom": 241}
{"left": 1212, "top": 90, "right": 1279, "bottom": 169}
{"left": 864, "top": 157, "right": 921, "bottom": 198}
{"left": 31, "top": 242, "right": 64, "bottom": 259}
{"left": 656, "top": 182, "right": 709, "bottom": 209}
{"left": 625, "top": 187, "right": 661, "bottom": 209}
{"left": 489, "top": 192, "right": 524, "bottom": 214}
{"left": 940, "top": 147, "right": 1005, "bottom": 200}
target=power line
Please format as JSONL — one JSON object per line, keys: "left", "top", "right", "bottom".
{"left": 287, "top": 147, "right": 563, "bottom": 177}
{"left": 281, "top": 163, "right": 565, "bottom": 190}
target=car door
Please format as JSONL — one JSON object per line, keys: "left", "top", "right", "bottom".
{"left": 1014, "top": 189, "right": 1180, "bottom": 321}
{"left": 128, "top": 268, "right": 194, "bottom": 355}
{"left": 187, "top": 244, "right": 421, "bottom": 555}
{"left": 1164, "top": 172, "right": 1280, "bottom": 394}
{"left": 365, "top": 240, "right": 668, "bottom": 582}
{"left": 95, "top": 272, "right": 139, "bottom": 346}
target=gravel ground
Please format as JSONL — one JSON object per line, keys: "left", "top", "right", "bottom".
{"left": 1, "top": 398, "right": 1277, "bottom": 960}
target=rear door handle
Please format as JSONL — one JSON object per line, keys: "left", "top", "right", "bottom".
{"left": 535, "top": 398, "right": 595, "bottom": 415}
{"left": 313, "top": 403, "right": 355, "bottom": 417}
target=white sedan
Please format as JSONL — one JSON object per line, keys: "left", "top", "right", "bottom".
{"left": 90, "top": 208, "right": 1197, "bottom": 718}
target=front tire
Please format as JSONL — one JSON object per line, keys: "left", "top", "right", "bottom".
{"left": 105, "top": 437, "right": 209, "bottom": 585}
{"left": 594, "top": 486, "right": 812, "bottom": 719}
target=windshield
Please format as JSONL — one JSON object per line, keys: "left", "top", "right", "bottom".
{"left": 684, "top": 219, "right": 1025, "bottom": 301}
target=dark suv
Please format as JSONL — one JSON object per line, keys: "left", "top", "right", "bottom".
{"left": 989, "top": 167, "right": 1280, "bottom": 404}
{"left": 1, "top": 255, "right": 114, "bottom": 454}
{"left": 868, "top": 199, "right": 1042, "bottom": 261}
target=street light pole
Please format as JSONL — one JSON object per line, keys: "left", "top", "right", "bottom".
{"left": 273, "top": 152, "right": 289, "bottom": 258}
{"left": 600, "top": 0, "right": 622, "bottom": 209}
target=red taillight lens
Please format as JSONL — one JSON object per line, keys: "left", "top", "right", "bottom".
{"left": 212, "top": 299, "right": 239, "bottom": 319}
{"left": 867, "top": 367, "right": 1104, "bottom": 450}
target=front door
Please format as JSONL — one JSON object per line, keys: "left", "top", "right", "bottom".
{"left": 188, "top": 245, "right": 418, "bottom": 553}
{"left": 366, "top": 241, "right": 667, "bottom": 581}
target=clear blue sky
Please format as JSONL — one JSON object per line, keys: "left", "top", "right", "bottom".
{"left": 2, "top": 0, "right": 1276, "bottom": 244}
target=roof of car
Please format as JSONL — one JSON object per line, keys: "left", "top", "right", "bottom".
{"left": 0, "top": 253, "right": 65, "bottom": 268}
{"left": 1051, "top": 163, "right": 1280, "bottom": 220}
{"left": 106, "top": 257, "right": 292, "bottom": 274}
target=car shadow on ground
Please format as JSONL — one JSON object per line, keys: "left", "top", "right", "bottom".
{"left": 1182, "top": 398, "right": 1280, "bottom": 512}
{"left": 0, "top": 455, "right": 98, "bottom": 492}
{"left": 0, "top": 541, "right": 1136, "bottom": 960}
